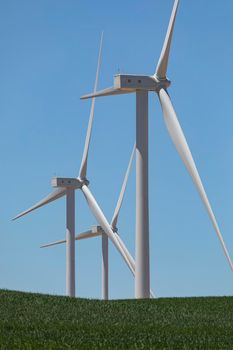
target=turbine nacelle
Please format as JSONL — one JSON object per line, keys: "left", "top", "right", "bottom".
{"left": 51, "top": 177, "right": 82, "bottom": 189}
{"left": 114, "top": 74, "right": 171, "bottom": 92}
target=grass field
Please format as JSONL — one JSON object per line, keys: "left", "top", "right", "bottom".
{"left": 0, "top": 290, "right": 232, "bottom": 349}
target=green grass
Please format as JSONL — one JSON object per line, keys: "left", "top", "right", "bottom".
{"left": 0, "top": 290, "right": 232, "bottom": 349}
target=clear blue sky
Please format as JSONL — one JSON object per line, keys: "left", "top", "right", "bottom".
{"left": 1, "top": 0, "right": 233, "bottom": 299}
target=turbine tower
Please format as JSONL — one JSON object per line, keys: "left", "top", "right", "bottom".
{"left": 41, "top": 144, "right": 136, "bottom": 300}
{"left": 81, "top": 0, "right": 233, "bottom": 298}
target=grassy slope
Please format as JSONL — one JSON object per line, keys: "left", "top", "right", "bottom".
{"left": 0, "top": 290, "right": 232, "bottom": 349}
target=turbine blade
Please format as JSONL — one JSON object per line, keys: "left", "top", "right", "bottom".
{"left": 76, "top": 230, "right": 102, "bottom": 240}
{"left": 81, "top": 184, "right": 133, "bottom": 271}
{"left": 115, "top": 234, "right": 135, "bottom": 272}
{"left": 114, "top": 233, "right": 155, "bottom": 298}
{"left": 40, "top": 230, "right": 100, "bottom": 248}
{"left": 81, "top": 185, "right": 155, "bottom": 298}
{"left": 40, "top": 239, "right": 66, "bottom": 248}
{"left": 111, "top": 143, "right": 136, "bottom": 229}
{"left": 13, "top": 188, "right": 66, "bottom": 220}
{"left": 158, "top": 88, "right": 233, "bottom": 272}
{"left": 155, "top": 0, "right": 179, "bottom": 79}
{"left": 81, "top": 87, "right": 134, "bottom": 100}
{"left": 79, "top": 32, "right": 104, "bottom": 180}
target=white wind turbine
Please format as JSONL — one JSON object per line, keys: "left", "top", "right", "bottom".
{"left": 13, "top": 33, "right": 154, "bottom": 298}
{"left": 40, "top": 144, "right": 136, "bottom": 300}
{"left": 81, "top": 0, "right": 233, "bottom": 299}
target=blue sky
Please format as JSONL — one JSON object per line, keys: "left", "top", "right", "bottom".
{"left": 1, "top": 0, "right": 233, "bottom": 299}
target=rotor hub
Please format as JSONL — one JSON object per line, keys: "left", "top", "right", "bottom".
{"left": 154, "top": 75, "right": 171, "bottom": 91}
{"left": 79, "top": 177, "right": 90, "bottom": 187}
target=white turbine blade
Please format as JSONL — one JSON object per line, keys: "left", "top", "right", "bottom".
{"left": 13, "top": 188, "right": 66, "bottom": 221}
{"left": 81, "top": 184, "right": 133, "bottom": 272}
{"left": 111, "top": 143, "right": 136, "bottom": 229}
{"left": 81, "top": 87, "right": 134, "bottom": 100}
{"left": 79, "top": 32, "right": 104, "bottom": 180}
{"left": 81, "top": 185, "right": 155, "bottom": 297}
{"left": 76, "top": 230, "right": 102, "bottom": 240}
{"left": 114, "top": 233, "right": 155, "bottom": 298}
{"left": 158, "top": 88, "right": 233, "bottom": 272}
{"left": 155, "top": 0, "right": 179, "bottom": 79}
{"left": 40, "top": 230, "right": 100, "bottom": 248}
{"left": 115, "top": 234, "right": 135, "bottom": 271}
{"left": 40, "top": 238, "right": 66, "bottom": 248}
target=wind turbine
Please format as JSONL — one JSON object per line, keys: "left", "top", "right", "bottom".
{"left": 40, "top": 144, "right": 136, "bottom": 300}
{"left": 13, "top": 34, "right": 154, "bottom": 298}
{"left": 12, "top": 32, "right": 100, "bottom": 297}
{"left": 81, "top": 0, "right": 233, "bottom": 299}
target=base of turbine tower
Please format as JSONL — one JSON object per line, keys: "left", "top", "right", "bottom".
{"left": 102, "top": 233, "right": 109, "bottom": 300}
